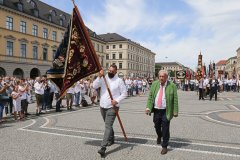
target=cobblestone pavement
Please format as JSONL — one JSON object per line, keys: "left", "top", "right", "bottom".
{"left": 0, "top": 91, "right": 240, "bottom": 160}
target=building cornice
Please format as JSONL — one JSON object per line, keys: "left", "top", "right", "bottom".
{"left": 4, "top": 35, "right": 16, "bottom": 40}
{"left": 18, "top": 38, "right": 29, "bottom": 43}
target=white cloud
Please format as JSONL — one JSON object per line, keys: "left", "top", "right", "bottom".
{"left": 142, "top": 0, "right": 240, "bottom": 69}
{"left": 85, "top": 0, "right": 178, "bottom": 34}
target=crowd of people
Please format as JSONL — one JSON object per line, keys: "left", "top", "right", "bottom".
{"left": 177, "top": 75, "right": 240, "bottom": 101}
{"left": 0, "top": 75, "right": 151, "bottom": 124}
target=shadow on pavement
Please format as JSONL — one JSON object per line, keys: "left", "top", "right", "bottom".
{"left": 169, "top": 137, "right": 192, "bottom": 149}
{"left": 85, "top": 137, "right": 148, "bottom": 158}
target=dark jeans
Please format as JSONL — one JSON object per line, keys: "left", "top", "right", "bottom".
{"left": 49, "top": 92, "right": 54, "bottom": 108}
{"left": 0, "top": 103, "right": 4, "bottom": 120}
{"left": 75, "top": 92, "right": 80, "bottom": 105}
{"left": 153, "top": 109, "right": 170, "bottom": 148}
{"left": 43, "top": 93, "right": 50, "bottom": 110}
{"left": 210, "top": 88, "right": 217, "bottom": 100}
{"left": 55, "top": 93, "right": 62, "bottom": 111}
{"left": 100, "top": 107, "right": 116, "bottom": 148}
{"left": 199, "top": 88, "right": 204, "bottom": 100}
{"left": 5, "top": 97, "right": 13, "bottom": 115}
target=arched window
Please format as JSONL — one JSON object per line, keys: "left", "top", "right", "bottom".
{"left": 0, "top": 67, "right": 6, "bottom": 77}
{"left": 13, "top": 68, "right": 24, "bottom": 79}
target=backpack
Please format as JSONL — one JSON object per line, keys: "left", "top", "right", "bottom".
{"left": 81, "top": 99, "right": 88, "bottom": 107}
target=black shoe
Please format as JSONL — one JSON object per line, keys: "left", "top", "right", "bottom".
{"left": 161, "top": 147, "right": 168, "bottom": 155}
{"left": 26, "top": 113, "right": 31, "bottom": 115}
{"left": 98, "top": 147, "right": 106, "bottom": 157}
{"left": 56, "top": 110, "right": 62, "bottom": 112}
{"left": 157, "top": 137, "right": 161, "bottom": 144}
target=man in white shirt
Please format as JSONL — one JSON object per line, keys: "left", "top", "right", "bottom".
{"left": 125, "top": 77, "right": 132, "bottom": 96}
{"left": 93, "top": 64, "right": 127, "bottom": 157}
{"left": 74, "top": 81, "right": 81, "bottom": 106}
{"left": 34, "top": 77, "right": 44, "bottom": 116}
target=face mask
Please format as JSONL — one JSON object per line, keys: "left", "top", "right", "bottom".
{"left": 108, "top": 72, "right": 115, "bottom": 79}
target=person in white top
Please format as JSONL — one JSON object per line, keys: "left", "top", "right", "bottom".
{"left": 74, "top": 81, "right": 81, "bottom": 106}
{"left": 34, "top": 77, "right": 44, "bottom": 116}
{"left": 237, "top": 77, "right": 240, "bottom": 92}
{"left": 18, "top": 80, "right": 29, "bottom": 118}
{"left": 11, "top": 85, "right": 22, "bottom": 120}
{"left": 66, "top": 86, "right": 75, "bottom": 110}
{"left": 93, "top": 64, "right": 127, "bottom": 157}
{"left": 125, "top": 77, "right": 132, "bottom": 96}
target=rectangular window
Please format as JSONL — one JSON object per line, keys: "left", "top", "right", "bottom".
{"left": 43, "top": 28, "right": 48, "bottom": 39}
{"left": 32, "top": 25, "right": 38, "bottom": 36}
{"left": 43, "top": 48, "right": 48, "bottom": 61}
{"left": 34, "top": 9, "right": 39, "bottom": 17}
{"left": 52, "top": 31, "right": 57, "bottom": 41}
{"left": 18, "top": 3, "right": 23, "bottom": 11}
{"left": 128, "top": 63, "right": 129, "bottom": 69}
{"left": 32, "top": 46, "right": 38, "bottom": 59}
{"left": 52, "top": 50, "right": 56, "bottom": 60}
{"left": 6, "top": 41, "right": 13, "bottom": 56}
{"left": 113, "top": 45, "right": 116, "bottom": 49}
{"left": 106, "top": 54, "right": 109, "bottom": 60}
{"left": 119, "top": 53, "right": 122, "bottom": 59}
{"left": 20, "top": 21, "right": 26, "bottom": 33}
{"left": 119, "top": 44, "right": 122, "bottom": 48}
{"left": 119, "top": 63, "right": 122, "bottom": 69}
{"left": 60, "top": 19, "right": 63, "bottom": 26}
{"left": 6, "top": 16, "right": 13, "bottom": 30}
{"left": 106, "top": 45, "right": 109, "bottom": 49}
{"left": 60, "top": 32, "right": 64, "bottom": 40}
{"left": 112, "top": 53, "right": 116, "bottom": 59}
{"left": 20, "top": 44, "right": 26, "bottom": 57}
{"left": 101, "top": 45, "right": 104, "bottom": 52}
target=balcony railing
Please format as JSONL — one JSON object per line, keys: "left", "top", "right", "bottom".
{"left": 0, "top": 55, "right": 52, "bottom": 65}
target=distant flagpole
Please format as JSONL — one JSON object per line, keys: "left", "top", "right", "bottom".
{"left": 70, "top": 0, "right": 128, "bottom": 142}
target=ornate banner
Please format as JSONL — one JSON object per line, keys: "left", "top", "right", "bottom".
{"left": 60, "top": 7, "right": 101, "bottom": 97}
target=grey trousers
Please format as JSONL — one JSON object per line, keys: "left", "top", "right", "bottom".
{"left": 100, "top": 107, "right": 116, "bottom": 148}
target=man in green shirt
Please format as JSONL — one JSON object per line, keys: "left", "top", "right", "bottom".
{"left": 145, "top": 70, "right": 179, "bottom": 155}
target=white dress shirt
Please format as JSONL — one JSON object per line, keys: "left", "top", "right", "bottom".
{"left": 67, "top": 86, "right": 75, "bottom": 94}
{"left": 74, "top": 81, "right": 82, "bottom": 93}
{"left": 34, "top": 82, "right": 44, "bottom": 95}
{"left": 154, "top": 82, "right": 167, "bottom": 109}
{"left": 93, "top": 74, "right": 127, "bottom": 108}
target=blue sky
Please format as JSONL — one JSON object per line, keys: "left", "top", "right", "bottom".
{"left": 40, "top": 0, "right": 240, "bottom": 70}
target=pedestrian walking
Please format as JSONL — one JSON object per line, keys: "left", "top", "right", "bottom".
{"left": 145, "top": 70, "right": 179, "bottom": 155}
{"left": 93, "top": 64, "right": 127, "bottom": 157}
